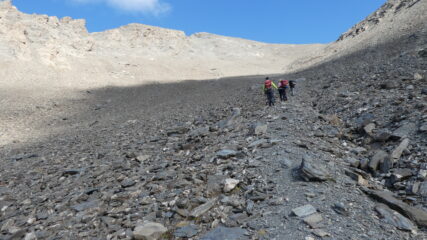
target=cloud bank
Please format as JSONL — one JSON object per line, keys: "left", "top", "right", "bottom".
{"left": 71, "top": 0, "right": 171, "bottom": 15}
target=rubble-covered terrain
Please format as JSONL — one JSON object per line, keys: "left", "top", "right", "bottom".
{"left": 1, "top": 0, "right": 427, "bottom": 239}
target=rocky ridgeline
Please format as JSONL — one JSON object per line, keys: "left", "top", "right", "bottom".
{"left": 0, "top": 0, "right": 323, "bottom": 82}
{"left": 337, "top": 0, "right": 422, "bottom": 41}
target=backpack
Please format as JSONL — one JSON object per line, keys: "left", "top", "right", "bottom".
{"left": 264, "top": 80, "right": 272, "bottom": 89}
{"left": 280, "top": 80, "right": 289, "bottom": 87}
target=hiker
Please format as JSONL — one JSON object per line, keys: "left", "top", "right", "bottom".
{"left": 263, "top": 77, "right": 277, "bottom": 106}
{"left": 289, "top": 80, "right": 296, "bottom": 96}
{"left": 278, "top": 79, "right": 289, "bottom": 102}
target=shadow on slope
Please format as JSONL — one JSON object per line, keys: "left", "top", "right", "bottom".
{"left": 1, "top": 29, "right": 425, "bottom": 162}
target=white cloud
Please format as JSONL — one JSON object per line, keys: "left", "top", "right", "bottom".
{"left": 71, "top": 0, "right": 171, "bottom": 15}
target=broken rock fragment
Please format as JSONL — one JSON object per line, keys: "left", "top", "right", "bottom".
{"left": 299, "top": 155, "right": 332, "bottom": 182}
{"left": 365, "top": 189, "right": 427, "bottom": 227}
{"left": 375, "top": 204, "right": 417, "bottom": 232}
{"left": 223, "top": 178, "right": 240, "bottom": 193}
{"left": 133, "top": 221, "right": 168, "bottom": 240}
{"left": 216, "top": 149, "right": 238, "bottom": 159}
{"left": 292, "top": 204, "right": 317, "bottom": 218}
{"left": 190, "top": 198, "right": 217, "bottom": 218}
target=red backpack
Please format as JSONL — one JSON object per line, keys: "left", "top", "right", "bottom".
{"left": 280, "top": 80, "right": 289, "bottom": 87}
{"left": 264, "top": 80, "right": 272, "bottom": 88}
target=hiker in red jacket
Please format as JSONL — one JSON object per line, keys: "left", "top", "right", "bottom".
{"left": 278, "top": 79, "right": 289, "bottom": 102}
{"left": 263, "top": 77, "right": 278, "bottom": 106}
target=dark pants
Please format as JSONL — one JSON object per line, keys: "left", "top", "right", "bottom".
{"left": 278, "top": 88, "right": 287, "bottom": 101}
{"left": 265, "top": 89, "right": 274, "bottom": 106}
{"left": 290, "top": 87, "right": 295, "bottom": 96}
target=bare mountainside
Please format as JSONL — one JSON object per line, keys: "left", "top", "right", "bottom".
{"left": 0, "top": 0, "right": 322, "bottom": 90}
{"left": 0, "top": 0, "right": 424, "bottom": 90}
{"left": 288, "top": 0, "right": 426, "bottom": 71}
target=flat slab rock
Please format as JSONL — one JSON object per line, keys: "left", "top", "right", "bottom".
{"left": 216, "top": 149, "right": 238, "bottom": 159}
{"left": 292, "top": 204, "right": 317, "bottom": 218}
{"left": 375, "top": 204, "right": 417, "bottom": 232}
{"left": 365, "top": 189, "right": 427, "bottom": 227}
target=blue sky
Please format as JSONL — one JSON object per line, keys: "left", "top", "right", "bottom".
{"left": 12, "top": 0, "right": 386, "bottom": 44}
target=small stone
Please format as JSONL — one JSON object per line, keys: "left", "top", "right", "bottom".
{"left": 360, "top": 158, "right": 369, "bottom": 170}
{"left": 224, "top": 178, "right": 240, "bottom": 193}
{"left": 390, "top": 138, "right": 410, "bottom": 163}
{"left": 345, "top": 169, "right": 369, "bottom": 187}
{"left": 312, "top": 229, "right": 331, "bottom": 237}
{"left": 418, "top": 181, "right": 427, "bottom": 197}
{"left": 121, "top": 178, "right": 136, "bottom": 188}
{"left": 418, "top": 170, "right": 427, "bottom": 179}
{"left": 414, "top": 73, "right": 424, "bottom": 80}
{"left": 174, "top": 224, "right": 199, "bottom": 238}
{"left": 389, "top": 169, "right": 413, "bottom": 183}
{"left": 332, "top": 202, "right": 349, "bottom": 216}
{"left": 303, "top": 213, "right": 323, "bottom": 227}
{"left": 133, "top": 221, "right": 168, "bottom": 240}
{"left": 24, "top": 232, "right": 37, "bottom": 240}
{"left": 363, "top": 123, "right": 376, "bottom": 135}
{"left": 249, "top": 123, "right": 268, "bottom": 135}
{"left": 373, "top": 131, "right": 392, "bottom": 142}
{"left": 292, "top": 204, "right": 317, "bottom": 218}
{"left": 346, "top": 158, "right": 360, "bottom": 168}
{"left": 216, "top": 149, "right": 238, "bottom": 159}
{"left": 190, "top": 198, "right": 217, "bottom": 218}
{"left": 369, "top": 150, "right": 389, "bottom": 172}
{"left": 299, "top": 155, "right": 332, "bottom": 182}
{"left": 136, "top": 155, "right": 150, "bottom": 162}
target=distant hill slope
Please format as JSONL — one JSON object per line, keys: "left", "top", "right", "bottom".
{"left": 288, "top": 0, "right": 426, "bottom": 72}
{"left": 0, "top": 0, "right": 322, "bottom": 89}
{"left": 0, "top": 0, "right": 425, "bottom": 90}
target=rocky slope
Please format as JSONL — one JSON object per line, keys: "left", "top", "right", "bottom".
{"left": 0, "top": 0, "right": 427, "bottom": 239}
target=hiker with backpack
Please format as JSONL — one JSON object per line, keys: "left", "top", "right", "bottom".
{"left": 289, "top": 80, "right": 296, "bottom": 96}
{"left": 263, "top": 77, "right": 277, "bottom": 106}
{"left": 278, "top": 79, "right": 289, "bottom": 102}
